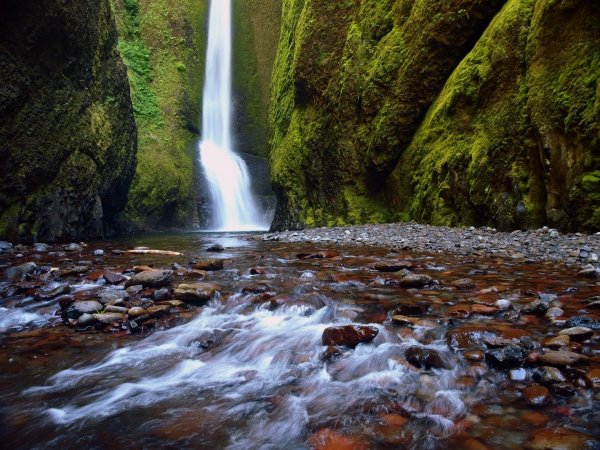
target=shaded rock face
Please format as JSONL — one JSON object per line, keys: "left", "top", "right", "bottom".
{"left": 268, "top": 0, "right": 600, "bottom": 232}
{"left": 0, "top": 0, "right": 137, "bottom": 243}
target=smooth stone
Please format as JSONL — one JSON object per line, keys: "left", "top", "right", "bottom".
{"left": 578, "top": 267, "right": 599, "bottom": 279}
{"left": 470, "top": 304, "right": 498, "bottom": 316}
{"left": 104, "top": 305, "right": 128, "bottom": 314}
{"left": 509, "top": 368, "right": 528, "bottom": 381}
{"left": 34, "top": 284, "right": 71, "bottom": 300}
{"left": 399, "top": 274, "right": 433, "bottom": 288}
{"left": 464, "top": 350, "right": 485, "bottom": 362}
{"left": 103, "top": 269, "right": 127, "bottom": 285}
{"left": 533, "top": 366, "right": 567, "bottom": 385}
{"left": 126, "top": 285, "right": 143, "bottom": 295}
{"left": 564, "top": 316, "right": 600, "bottom": 331}
{"left": 4, "top": 262, "right": 37, "bottom": 281}
{"left": 94, "top": 312, "right": 127, "bottom": 324}
{"left": 60, "top": 266, "right": 90, "bottom": 277}
{"left": 152, "top": 287, "right": 172, "bottom": 301}
{"left": 393, "top": 303, "right": 429, "bottom": 317}
{"left": 33, "top": 243, "right": 49, "bottom": 252}
{"left": 542, "top": 335, "right": 570, "bottom": 349}
{"left": 372, "top": 261, "right": 415, "bottom": 272}
{"left": 76, "top": 313, "right": 97, "bottom": 327}
{"left": 125, "top": 269, "right": 173, "bottom": 288}
{"left": 97, "top": 290, "right": 130, "bottom": 305}
{"left": 550, "top": 383, "right": 577, "bottom": 398}
{"left": 156, "top": 300, "right": 185, "bottom": 307}
{"left": 192, "top": 259, "right": 224, "bottom": 271}
{"left": 522, "top": 300, "right": 548, "bottom": 315}
{"left": 558, "top": 327, "right": 594, "bottom": 341}
{"left": 322, "top": 325, "right": 378, "bottom": 348}
{"left": 147, "top": 305, "right": 170, "bottom": 318}
{"left": 206, "top": 244, "right": 224, "bottom": 252}
{"left": 494, "top": 299, "right": 513, "bottom": 310}
{"left": 523, "top": 385, "right": 551, "bottom": 406}
{"left": 451, "top": 278, "right": 475, "bottom": 290}
{"left": 66, "top": 300, "right": 103, "bottom": 319}
{"left": 0, "top": 241, "right": 13, "bottom": 250}
{"left": 64, "top": 243, "right": 83, "bottom": 252}
{"left": 536, "top": 351, "right": 589, "bottom": 366}
{"left": 485, "top": 345, "right": 527, "bottom": 369}
{"left": 128, "top": 307, "right": 147, "bottom": 318}
{"left": 405, "top": 346, "right": 447, "bottom": 369}
{"left": 447, "top": 304, "right": 470, "bottom": 318}
{"left": 174, "top": 282, "right": 219, "bottom": 304}
{"left": 447, "top": 326, "right": 496, "bottom": 350}
{"left": 391, "top": 315, "right": 419, "bottom": 326}
{"left": 241, "top": 283, "right": 272, "bottom": 294}
{"left": 93, "top": 249, "right": 104, "bottom": 256}
{"left": 545, "top": 307, "right": 564, "bottom": 318}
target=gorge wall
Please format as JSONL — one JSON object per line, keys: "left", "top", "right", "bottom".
{"left": 0, "top": 0, "right": 137, "bottom": 243}
{"left": 269, "top": 0, "right": 600, "bottom": 232}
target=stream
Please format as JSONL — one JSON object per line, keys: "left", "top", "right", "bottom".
{"left": 0, "top": 232, "right": 599, "bottom": 449}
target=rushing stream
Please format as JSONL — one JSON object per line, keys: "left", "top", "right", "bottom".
{"left": 0, "top": 232, "right": 599, "bottom": 449}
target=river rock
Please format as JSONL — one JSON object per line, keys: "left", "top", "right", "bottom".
{"left": 585, "top": 368, "right": 600, "bottom": 389}
{"left": 545, "top": 307, "right": 564, "bottom": 318}
{"left": 372, "top": 261, "right": 415, "bottom": 272}
{"left": 523, "top": 385, "right": 551, "bottom": 406}
{"left": 393, "top": 303, "right": 429, "bottom": 317}
{"left": 448, "top": 304, "right": 470, "bottom": 318}
{"left": 391, "top": 315, "right": 420, "bottom": 326}
{"left": 485, "top": 345, "right": 527, "bottom": 369}
{"left": 536, "top": 351, "right": 589, "bottom": 366}
{"left": 241, "top": 283, "right": 271, "bottom": 294}
{"left": 558, "top": 327, "right": 593, "bottom": 341}
{"left": 60, "top": 266, "right": 89, "bottom": 277}
{"left": 464, "top": 350, "right": 485, "bottom": 362}
{"left": 66, "top": 300, "right": 103, "bottom": 319}
{"left": 533, "top": 366, "right": 567, "bottom": 385}
{"left": 399, "top": 274, "right": 433, "bottom": 288}
{"left": 322, "top": 325, "right": 378, "bottom": 348}
{"left": 542, "top": 335, "right": 570, "bottom": 349}
{"left": 105, "top": 305, "right": 128, "bottom": 314}
{"left": 76, "top": 313, "right": 97, "bottom": 327}
{"left": 128, "top": 307, "right": 147, "bottom": 319}
{"left": 0, "top": 241, "right": 13, "bottom": 250}
{"left": 509, "top": 368, "right": 527, "bottom": 381}
{"left": 94, "top": 312, "right": 127, "bottom": 324}
{"left": 97, "top": 290, "right": 130, "bottom": 305}
{"left": 64, "top": 243, "right": 83, "bottom": 252}
{"left": 4, "top": 262, "right": 37, "bottom": 280}
{"left": 174, "top": 282, "right": 219, "bottom": 304}
{"left": 152, "top": 287, "right": 172, "bottom": 301}
{"left": 451, "top": 278, "right": 475, "bottom": 290}
{"left": 525, "top": 428, "right": 599, "bottom": 450}
{"left": 577, "top": 267, "right": 600, "bottom": 279}
{"left": 192, "top": 259, "right": 224, "bottom": 271}
{"left": 34, "top": 284, "right": 71, "bottom": 300}
{"left": 206, "top": 243, "right": 224, "bottom": 252}
{"left": 564, "top": 316, "right": 600, "bottom": 331}
{"left": 494, "top": 299, "right": 513, "bottom": 310}
{"left": 103, "top": 269, "right": 127, "bottom": 285}
{"left": 125, "top": 269, "right": 173, "bottom": 288}
{"left": 405, "top": 346, "right": 447, "bottom": 369}
{"left": 147, "top": 305, "right": 170, "bottom": 318}
{"left": 320, "top": 346, "right": 343, "bottom": 362}
{"left": 33, "top": 243, "right": 49, "bottom": 252}
{"left": 470, "top": 304, "right": 498, "bottom": 316}
{"left": 522, "top": 300, "right": 549, "bottom": 315}
{"left": 550, "top": 383, "right": 577, "bottom": 398}
{"left": 447, "top": 326, "right": 496, "bottom": 350}
{"left": 93, "top": 249, "right": 104, "bottom": 257}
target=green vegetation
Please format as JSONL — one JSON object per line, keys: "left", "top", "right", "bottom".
{"left": 110, "top": 0, "right": 206, "bottom": 228}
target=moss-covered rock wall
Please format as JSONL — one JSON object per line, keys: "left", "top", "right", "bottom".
{"left": 0, "top": 0, "right": 137, "bottom": 243}
{"left": 110, "top": 0, "right": 207, "bottom": 229}
{"left": 269, "top": 0, "right": 599, "bottom": 232}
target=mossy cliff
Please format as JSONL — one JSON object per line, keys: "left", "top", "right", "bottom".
{"left": 269, "top": 0, "right": 599, "bottom": 232}
{"left": 0, "top": 0, "right": 137, "bottom": 243}
{"left": 110, "top": 0, "right": 207, "bottom": 229}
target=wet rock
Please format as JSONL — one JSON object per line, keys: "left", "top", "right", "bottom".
{"left": 156, "top": 300, "right": 185, "bottom": 307}
{"left": 64, "top": 243, "right": 83, "bottom": 252}
{"left": 545, "top": 307, "right": 564, "bottom": 318}
{"left": 470, "top": 304, "right": 498, "bottom": 316}
{"left": 241, "top": 283, "right": 271, "bottom": 294}
{"left": 147, "top": 305, "right": 170, "bottom": 318}
{"left": 393, "top": 303, "right": 429, "bottom": 317}
{"left": 536, "top": 351, "right": 589, "bottom": 366}
{"left": 33, "top": 243, "right": 49, "bottom": 252}
{"left": 564, "top": 316, "right": 600, "bottom": 331}
{"left": 174, "top": 282, "right": 219, "bottom": 305}
{"left": 188, "top": 269, "right": 209, "bottom": 279}
{"left": 483, "top": 336, "right": 514, "bottom": 348}
{"left": 60, "top": 266, "right": 90, "bottom": 277}
{"left": 249, "top": 267, "right": 266, "bottom": 275}
{"left": 542, "top": 335, "right": 570, "bottom": 349}
{"left": 391, "top": 315, "right": 420, "bottom": 327}
{"left": 485, "top": 345, "right": 527, "bottom": 369}
{"left": 93, "top": 249, "right": 104, "bottom": 257}
{"left": 66, "top": 300, "right": 103, "bottom": 319}
{"left": 447, "top": 326, "right": 496, "bottom": 350}
{"left": 111, "top": 249, "right": 123, "bottom": 255}
{"left": 522, "top": 300, "right": 549, "bottom": 315}
{"left": 94, "top": 312, "right": 127, "bottom": 324}
{"left": 126, "top": 285, "right": 143, "bottom": 295}
{"left": 509, "top": 368, "right": 527, "bottom": 381}
{"left": 451, "top": 278, "right": 475, "bottom": 290}
{"left": 494, "top": 299, "right": 513, "bottom": 310}
{"left": 523, "top": 385, "right": 551, "bottom": 406}
{"left": 76, "top": 313, "right": 96, "bottom": 327}
{"left": 308, "top": 428, "right": 368, "bottom": 450}
{"left": 322, "top": 325, "right": 379, "bottom": 348}
{"left": 133, "top": 265, "right": 154, "bottom": 273}
{"left": 399, "top": 274, "right": 433, "bottom": 288}
{"left": 103, "top": 269, "right": 127, "bottom": 285}
{"left": 296, "top": 250, "right": 338, "bottom": 259}
{"left": 192, "top": 259, "right": 224, "bottom": 271}
{"left": 372, "top": 261, "right": 415, "bottom": 272}
{"left": 558, "top": 327, "right": 593, "bottom": 341}
{"left": 152, "top": 287, "right": 172, "bottom": 301}
{"left": 127, "top": 307, "right": 147, "bottom": 319}
{"left": 533, "top": 366, "right": 567, "bottom": 385}
{"left": 550, "top": 383, "right": 577, "bottom": 398}
{"left": 105, "top": 305, "right": 128, "bottom": 314}
{"left": 448, "top": 304, "right": 470, "bottom": 318}
{"left": 585, "top": 368, "right": 600, "bottom": 389}
{"left": 206, "top": 243, "right": 224, "bottom": 252}
{"left": 464, "top": 350, "right": 485, "bottom": 362}
{"left": 125, "top": 269, "right": 173, "bottom": 288}
{"left": 320, "top": 345, "right": 343, "bottom": 362}
{"left": 405, "top": 346, "right": 447, "bottom": 369}
{"left": 58, "top": 295, "right": 76, "bottom": 308}
{"left": 97, "top": 290, "right": 129, "bottom": 306}
{"left": 4, "top": 262, "right": 37, "bottom": 281}
{"left": 0, "top": 241, "right": 13, "bottom": 250}
{"left": 525, "top": 427, "right": 599, "bottom": 450}
{"left": 34, "top": 284, "right": 71, "bottom": 300}
{"left": 577, "top": 266, "right": 600, "bottom": 279}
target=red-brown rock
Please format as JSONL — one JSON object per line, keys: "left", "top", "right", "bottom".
{"left": 322, "top": 325, "right": 378, "bottom": 348}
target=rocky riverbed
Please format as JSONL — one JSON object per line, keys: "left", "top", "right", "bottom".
{"left": 0, "top": 230, "right": 599, "bottom": 449}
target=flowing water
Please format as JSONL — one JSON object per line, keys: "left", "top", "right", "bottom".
{"left": 199, "top": 0, "right": 267, "bottom": 231}
{"left": 0, "top": 233, "right": 599, "bottom": 449}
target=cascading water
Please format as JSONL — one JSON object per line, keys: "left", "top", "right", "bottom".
{"left": 199, "top": 0, "right": 268, "bottom": 231}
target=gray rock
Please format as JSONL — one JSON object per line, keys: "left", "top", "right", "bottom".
{"left": 76, "top": 313, "right": 97, "bottom": 327}
{"left": 93, "top": 249, "right": 104, "bottom": 256}
{"left": 64, "top": 243, "right": 83, "bottom": 252}
{"left": 522, "top": 300, "right": 549, "bottom": 315}
{"left": 104, "top": 305, "right": 128, "bottom": 314}
{"left": 174, "top": 282, "right": 219, "bottom": 305}
{"left": 4, "top": 262, "right": 37, "bottom": 280}
{"left": 399, "top": 274, "right": 433, "bottom": 288}
{"left": 66, "top": 300, "right": 103, "bottom": 319}
{"left": 558, "top": 326, "right": 594, "bottom": 341}
{"left": 125, "top": 269, "right": 173, "bottom": 288}
{"left": 94, "top": 312, "right": 127, "bottom": 324}
{"left": 485, "top": 345, "right": 527, "bottom": 369}
{"left": 206, "top": 243, "right": 225, "bottom": 252}
{"left": 97, "top": 289, "right": 130, "bottom": 305}
{"left": 533, "top": 366, "right": 567, "bottom": 385}
{"left": 152, "top": 287, "right": 172, "bottom": 301}
{"left": 0, "top": 241, "right": 13, "bottom": 250}
{"left": 494, "top": 299, "right": 513, "bottom": 310}
{"left": 564, "top": 316, "right": 600, "bottom": 331}
{"left": 33, "top": 243, "right": 49, "bottom": 252}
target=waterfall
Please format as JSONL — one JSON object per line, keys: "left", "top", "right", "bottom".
{"left": 199, "top": 0, "right": 268, "bottom": 231}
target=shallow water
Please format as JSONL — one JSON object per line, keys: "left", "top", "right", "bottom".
{"left": 0, "top": 232, "right": 599, "bottom": 449}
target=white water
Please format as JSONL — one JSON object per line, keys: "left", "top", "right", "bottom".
{"left": 199, "top": 0, "right": 268, "bottom": 231}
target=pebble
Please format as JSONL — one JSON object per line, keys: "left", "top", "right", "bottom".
{"left": 523, "top": 384, "right": 551, "bottom": 406}
{"left": 494, "top": 299, "right": 512, "bottom": 310}
{"left": 509, "top": 368, "right": 527, "bottom": 381}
